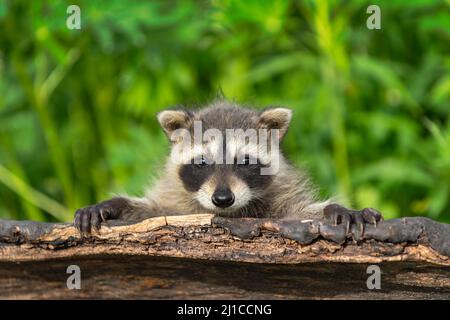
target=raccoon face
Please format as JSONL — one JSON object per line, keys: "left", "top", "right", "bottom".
{"left": 157, "top": 103, "right": 292, "bottom": 215}
{"left": 178, "top": 155, "right": 272, "bottom": 213}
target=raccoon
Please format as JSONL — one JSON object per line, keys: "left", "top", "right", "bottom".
{"left": 74, "top": 101, "right": 382, "bottom": 233}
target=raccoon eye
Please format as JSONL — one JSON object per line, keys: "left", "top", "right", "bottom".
{"left": 194, "top": 155, "right": 209, "bottom": 167}
{"left": 237, "top": 155, "right": 251, "bottom": 165}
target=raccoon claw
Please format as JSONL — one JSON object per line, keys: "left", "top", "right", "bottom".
{"left": 361, "top": 207, "right": 383, "bottom": 227}
{"left": 323, "top": 204, "right": 383, "bottom": 237}
{"left": 323, "top": 204, "right": 352, "bottom": 233}
{"left": 74, "top": 202, "right": 115, "bottom": 233}
{"left": 74, "top": 197, "right": 131, "bottom": 234}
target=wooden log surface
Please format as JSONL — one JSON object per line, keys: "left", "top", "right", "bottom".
{"left": 0, "top": 215, "right": 449, "bottom": 299}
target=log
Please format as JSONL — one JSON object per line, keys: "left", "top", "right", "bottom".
{"left": 0, "top": 215, "right": 449, "bottom": 299}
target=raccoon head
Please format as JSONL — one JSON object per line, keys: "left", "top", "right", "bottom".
{"left": 157, "top": 102, "right": 292, "bottom": 216}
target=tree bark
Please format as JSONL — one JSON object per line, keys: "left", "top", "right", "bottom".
{"left": 0, "top": 215, "right": 449, "bottom": 299}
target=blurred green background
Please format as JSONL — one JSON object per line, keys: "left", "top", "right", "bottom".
{"left": 0, "top": 0, "right": 449, "bottom": 223}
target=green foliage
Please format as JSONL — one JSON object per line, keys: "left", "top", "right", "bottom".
{"left": 0, "top": 0, "right": 449, "bottom": 222}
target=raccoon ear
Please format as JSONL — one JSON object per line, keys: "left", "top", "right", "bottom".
{"left": 258, "top": 107, "right": 292, "bottom": 139}
{"left": 157, "top": 109, "right": 193, "bottom": 141}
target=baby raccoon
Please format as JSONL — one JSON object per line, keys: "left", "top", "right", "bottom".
{"left": 74, "top": 101, "right": 382, "bottom": 233}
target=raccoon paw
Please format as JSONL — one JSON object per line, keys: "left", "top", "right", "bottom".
{"left": 74, "top": 199, "right": 123, "bottom": 233}
{"left": 323, "top": 204, "right": 383, "bottom": 236}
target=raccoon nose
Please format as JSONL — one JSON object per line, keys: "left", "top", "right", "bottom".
{"left": 212, "top": 188, "right": 235, "bottom": 208}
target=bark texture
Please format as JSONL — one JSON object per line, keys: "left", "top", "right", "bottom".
{"left": 0, "top": 215, "right": 449, "bottom": 299}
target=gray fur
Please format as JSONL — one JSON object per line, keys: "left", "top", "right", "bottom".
{"left": 117, "top": 101, "right": 332, "bottom": 221}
